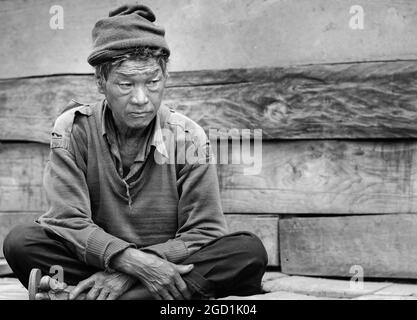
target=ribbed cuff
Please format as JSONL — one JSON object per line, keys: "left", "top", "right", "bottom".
{"left": 142, "top": 239, "right": 189, "bottom": 263}
{"left": 85, "top": 228, "right": 135, "bottom": 269}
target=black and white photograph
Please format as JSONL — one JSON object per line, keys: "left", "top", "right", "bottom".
{"left": 0, "top": 0, "right": 417, "bottom": 311}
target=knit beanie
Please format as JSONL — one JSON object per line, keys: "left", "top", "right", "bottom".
{"left": 87, "top": 4, "right": 170, "bottom": 66}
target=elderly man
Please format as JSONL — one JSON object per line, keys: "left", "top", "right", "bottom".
{"left": 3, "top": 4, "right": 267, "bottom": 300}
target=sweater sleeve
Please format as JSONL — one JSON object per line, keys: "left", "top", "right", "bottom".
{"left": 141, "top": 126, "right": 228, "bottom": 263}
{"left": 37, "top": 109, "right": 135, "bottom": 270}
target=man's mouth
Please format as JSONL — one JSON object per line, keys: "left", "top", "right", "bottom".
{"left": 129, "top": 112, "right": 151, "bottom": 118}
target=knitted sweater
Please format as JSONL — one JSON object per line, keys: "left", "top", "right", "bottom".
{"left": 37, "top": 99, "right": 228, "bottom": 270}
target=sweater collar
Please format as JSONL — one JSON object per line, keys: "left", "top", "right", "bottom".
{"left": 101, "top": 100, "right": 169, "bottom": 160}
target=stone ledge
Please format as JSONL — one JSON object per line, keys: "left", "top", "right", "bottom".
{"left": 0, "top": 277, "right": 27, "bottom": 300}
{"left": 353, "top": 295, "right": 417, "bottom": 300}
{"left": 372, "top": 283, "right": 417, "bottom": 297}
{"left": 220, "top": 291, "right": 339, "bottom": 300}
{"left": 261, "top": 275, "right": 392, "bottom": 299}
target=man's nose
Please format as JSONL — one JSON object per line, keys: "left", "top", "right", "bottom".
{"left": 130, "top": 86, "right": 149, "bottom": 105}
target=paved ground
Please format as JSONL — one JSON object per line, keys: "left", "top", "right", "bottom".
{"left": 0, "top": 277, "right": 27, "bottom": 300}
{"left": 2, "top": 271, "right": 417, "bottom": 300}
{"left": 222, "top": 272, "right": 417, "bottom": 300}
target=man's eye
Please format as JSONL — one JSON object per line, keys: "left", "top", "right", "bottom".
{"left": 147, "top": 79, "right": 160, "bottom": 87}
{"left": 119, "top": 83, "right": 132, "bottom": 88}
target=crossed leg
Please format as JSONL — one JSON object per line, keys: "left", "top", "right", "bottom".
{"left": 3, "top": 222, "right": 268, "bottom": 300}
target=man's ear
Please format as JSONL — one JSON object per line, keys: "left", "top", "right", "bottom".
{"left": 161, "top": 71, "right": 169, "bottom": 86}
{"left": 96, "top": 77, "right": 105, "bottom": 94}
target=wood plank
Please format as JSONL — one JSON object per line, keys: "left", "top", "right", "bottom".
{"left": 279, "top": 214, "right": 417, "bottom": 278}
{"left": 2, "top": 0, "right": 417, "bottom": 78}
{"left": 0, "top": 212, "right": 41, "bottom": 258}
{"left": 1, "top": 61, "right": 417, "bottom": 143}
{"left": 4, "top": 139, "right": 417, "bottom": 214}
{"left": 0, "top": 143, "right": 49, "bottom": 212}
{"left": 0, "top": 142, "right": 48, "bottom": 186}
{"left": 221, "top": 140, "right": 417, "bottom": 214}
{"left": 0, "top": 186, "right": 47, "bottom": 212}
{"left": 225, "top": 214, "right": 279, "bottom": 266}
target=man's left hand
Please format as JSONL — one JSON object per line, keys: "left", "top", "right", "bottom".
{"left": 69, "top": 271, "right": 137, "bottom": 300}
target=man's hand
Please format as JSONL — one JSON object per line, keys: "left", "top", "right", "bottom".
{"left": 69, "top": 271, "right": 137, "bottom": 300}
{"left": 111, "top": 248, "right": 194, "bottom": 300}
{"left": 136, "top": 254, "right": 193, "bottom": 300}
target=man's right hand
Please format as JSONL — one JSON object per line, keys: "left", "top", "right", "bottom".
{"left": 110, "top": 248, "right": 194, "bottom": 300}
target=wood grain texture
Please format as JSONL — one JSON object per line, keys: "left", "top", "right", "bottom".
{"left": 1, "top": 61, "right": 417, "bottom": 143}
{"left": 0, "top": 143, "right": 49, "bottom": 212}
{"left": 225, "top": 214, "right": 279, "bottom": 266}
{"left": 220, "top": 140, "right": 417, "bottom": 214}
{"left": 279, "top": 214, "right": 417, "bottom": 279}
{"left": 3, "top": 139, "right": 417, "bottom": 214}
{"left": 2, "top": 0, "right": 417, "bottom": 78}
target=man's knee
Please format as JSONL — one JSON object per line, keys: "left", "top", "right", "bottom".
{"left": 3, "top": 223, "right": 38, "bottom": 263}
{"left": 228, "top": 231, "right": 268, "bottom": 269}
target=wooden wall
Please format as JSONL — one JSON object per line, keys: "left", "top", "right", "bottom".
{"left": 1, "top": 0, "right": 417, "bottom": 277}
{"left": 2, "top": 0, "right": 417, "bottom": 78}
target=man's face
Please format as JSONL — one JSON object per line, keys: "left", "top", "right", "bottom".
{"left": 100, "top": 58, "right": 167, "bottom": 131}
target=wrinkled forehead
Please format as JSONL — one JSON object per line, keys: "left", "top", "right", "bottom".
{"left": 112, "top": 59, "right": 162, "bottom": 77}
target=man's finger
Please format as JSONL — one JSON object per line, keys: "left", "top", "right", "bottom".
{"left": 153, "top": 293, "right": 162, "bottom": 300}
{"left": 174, "top": 275, "right": 191, "bottom": 300}
{"left": 107, "top": 292, "right": 119, "bottom": 300}
{"left": 39, "top": 276, "right": 52, "bottom": 291}
{"left": 86, "top": 286, "right": 101, "bottom": 300}
{"left": 146, "top": 285, "right": 163, "bottom": 300}
{"left": 39, "top": 275, "right": 67, "bottom": 292}
{"left": 168, "top": 283, "right": 183, "bottom": 300}
{"left": 158, "top": 288, "right": 174, "bottom": 300}
{"left": 49, "top": 278, "right": 68, "bottom": 291}
{"left": 174, "top": 264, "right": 194, "bottom": 275}
{"left": 35, "top": 292, "right": 50, "bottom": 300}
{"left": 69, "top": 278, "right": 94, "bottom": 300}
{"left": 97, "top": 289, "right": 110, "bottom": 300}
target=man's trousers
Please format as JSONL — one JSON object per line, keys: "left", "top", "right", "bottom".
{"left": 3, "top": 222, "right": 268, "bottom": 299}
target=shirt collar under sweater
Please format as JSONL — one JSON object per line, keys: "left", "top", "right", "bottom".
{"left": 100, "top": 100, "right": 169, "bottom": 162}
